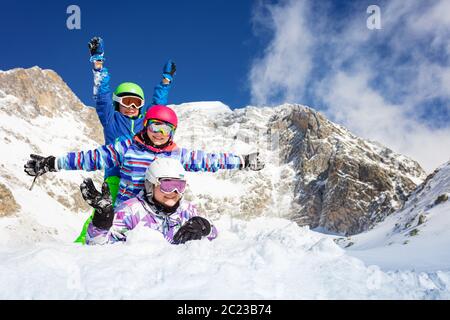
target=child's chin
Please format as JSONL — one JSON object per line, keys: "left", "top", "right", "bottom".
{"left": 163, "top": 199, "right": 177, "bottom": 207}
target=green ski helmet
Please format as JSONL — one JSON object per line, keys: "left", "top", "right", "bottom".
{"left": 112, "top": 82, "right": 145, "bottom": 111}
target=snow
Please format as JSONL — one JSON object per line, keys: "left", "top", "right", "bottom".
{"left": 1, "top": 73, "right": 450, "bottom": 300}
{"left": 1, "top": 217, "right": 450, "bottom": 299}
{"left": 170, "top": 101, "right": 232, "bottom": 116}
{"left": 186, "top": 172, "right": 245, "bottom": 198}
{"left": 344, "top": 161, "right": 450, "bottom": 272}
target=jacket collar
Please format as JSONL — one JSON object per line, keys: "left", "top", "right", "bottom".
{"left": 137, "top": 191, "right": 181, "bottom": 217}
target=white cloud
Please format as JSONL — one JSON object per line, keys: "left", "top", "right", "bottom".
{"left": 249, "top": 0, "right": 450, "bottom": 172}
{"left": 249, "top": 0, "right": 313, "bottom": 106}
{"left": 318, "top": 70, "right": 450, "bottom": 171}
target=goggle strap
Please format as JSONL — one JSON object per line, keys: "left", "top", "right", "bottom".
{"left": 147, "top": 120, "right": 175, "bottom": 129}
{"left": 112, "top": 94, "right": 121, "bottom": 103}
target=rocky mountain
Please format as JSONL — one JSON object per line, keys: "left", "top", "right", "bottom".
{"left": 0, "top": 67, "right": 102, "bottom": 140}
{"left": 270, "top": 106, "right": 426, "bottom": 235}
{"left": 340, "top": 160, "right": 450, "bottom": 271}
{"left": 0, "top": 67, "right": 104, "bottom": 221}
{"left": 174, "top": 102, "right": 426, "bottom": 236}
{"left": 0, "top": 67, "right": 427, "bottom": 237}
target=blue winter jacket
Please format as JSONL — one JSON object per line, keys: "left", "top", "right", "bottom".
{"left": 92, "top": 67, "right": 172, "bottom": 178}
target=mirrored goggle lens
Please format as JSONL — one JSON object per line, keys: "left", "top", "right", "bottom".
{"left": 147, "top": 121, "right": 175, "bottom": 136}
{"left": 159, "top": 179, "right": 187, "bottom": 194}
{"left": 119, "top": 96, "right": 144, "bottom": 109}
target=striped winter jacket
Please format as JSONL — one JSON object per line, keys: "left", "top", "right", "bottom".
{"left": 56, "top": 134, "right": 243, "bottom": 207}
{"left": 86, "top": 192, "right": 218, "bottom": 245}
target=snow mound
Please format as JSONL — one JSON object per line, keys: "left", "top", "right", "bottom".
{"left": 1, "top": 216, "right": 450, "bottom": 299}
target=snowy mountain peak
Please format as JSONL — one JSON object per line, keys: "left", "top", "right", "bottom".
{"left": 0, "top": 66, "right": 102, "bottom": 140}
{"left": 171, "top": 101, "right": 232, "bottom": 115}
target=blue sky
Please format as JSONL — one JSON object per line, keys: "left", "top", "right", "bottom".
{"left": 0, "top": 0, "right": 261, "bottom": 108}
{"left": 1, "top": 0, "right": 449, "bottom": 171}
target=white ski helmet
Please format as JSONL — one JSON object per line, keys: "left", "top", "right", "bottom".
{"left": 144, "top": 157, "right": 186, "bottom": 199}
{"left": 144, "top": 158, "right": 186, "bottom": 209}
{"left": 145, "top": 157, "right": 186, "bottom": 184}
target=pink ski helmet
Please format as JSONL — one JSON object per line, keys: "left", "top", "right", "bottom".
{"left": 144, "top": 105, "right": 178, "bottom": 128}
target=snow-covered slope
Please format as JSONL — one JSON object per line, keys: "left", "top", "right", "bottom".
{"left": 1, "top": 67, "right": 449, "bottom": 299}
{"left": 1, "top": 217, "right": 450, "bottom": 299}
{"left": 341, "top": 161, "right": 450, "bottom": 272}
{"left": 0, "top": 67, "right": 104, "bottom": 245}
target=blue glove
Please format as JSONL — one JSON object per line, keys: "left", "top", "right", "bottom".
{"left": 88, "top": 37, "right": 105, "bottom": 63}
{"left": 162, "top": 60, "right": 176, "bottom": 82}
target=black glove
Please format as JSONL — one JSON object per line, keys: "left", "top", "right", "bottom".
{"left": 173, "top": 216, "right": 211, "bottom": 245}
{"left": 24, "top": 154, "right": 57, "bottom": 177}
{"left": 88, "top": 36, "right": 104, "bottom": 56}
{"left": 241, "top": 152, "right": 265, "bottom": 171}
{"left": 80, "top": 178, "right": 114, "bottom": 230}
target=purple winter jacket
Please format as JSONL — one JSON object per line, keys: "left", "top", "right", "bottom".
{"left": 86, "top": 192, "right": 218, "bottom": 245}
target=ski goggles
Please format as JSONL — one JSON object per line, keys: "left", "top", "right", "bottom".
{"left": 146, "top": 119, "right": 176, "bottom": 137}
{"left": 158, "top": 178, "right": 187, "bottom": 194}
{"left": 112, "top": 95, "right": 145, "bottom": 109}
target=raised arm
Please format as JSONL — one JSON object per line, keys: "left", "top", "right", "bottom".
{"left": 88, "top": 36, "right": 114, "bottom": 127}
{"left": 142, "top": 60, "right": 177, "bottom": 114}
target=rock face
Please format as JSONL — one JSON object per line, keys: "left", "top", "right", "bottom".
{"left": 336, "top": 160, "right": 450, "bottom": 258}
{"left": 0, "top": 182, "right": 20, "bottom": 217}
{"left": 174, "top": 103, "right": 426, "bottom": 236}
{"left": 0, "top": 67, "right": 103, "bottom": 216}
{"left": 269, "top": 105, "right": 426, "bottom": 235}
{"left": 0, "top": 67, "right": 102, "bottom": 140}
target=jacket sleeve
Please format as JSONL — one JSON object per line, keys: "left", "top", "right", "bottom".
{"left": 56, "top": 138, "right": 132, "bottom": 172}
{"left": 85, "top": 203, "right": 141, "bottom": 245}
{"left": 92, "top": 67, "right": 114, "bottom": 127}
{"left": 141, "top": 80, "right": 172, "bottom": 115}
{"left": 178, "top": 148, "right": 243, "bottom": 172}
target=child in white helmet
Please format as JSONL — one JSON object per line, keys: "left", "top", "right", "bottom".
{"left": 81, "top": 157, "right": 217, "bottom": 245}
